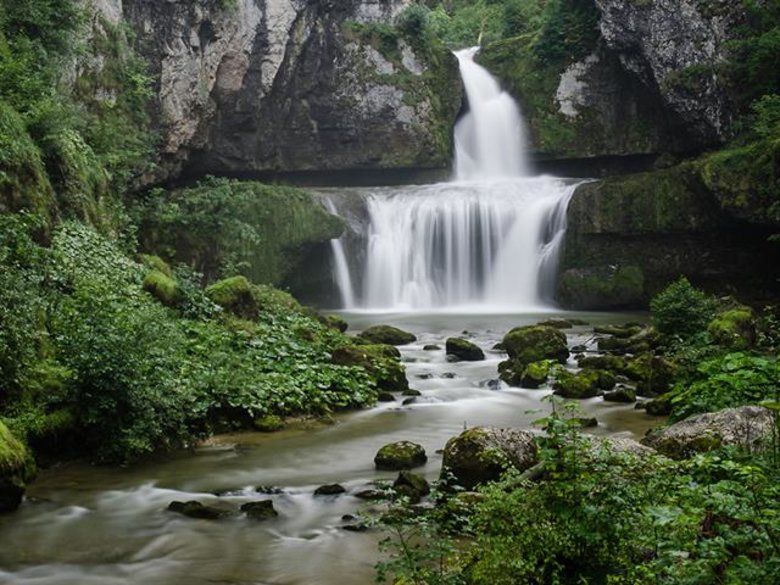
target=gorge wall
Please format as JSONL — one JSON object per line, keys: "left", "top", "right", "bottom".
{"left": 90, "top": 0, "right": 462, "bottom": 183}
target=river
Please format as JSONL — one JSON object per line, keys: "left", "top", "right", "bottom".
{"left": 0, "top": 310, "right": 660, "bottom": 585}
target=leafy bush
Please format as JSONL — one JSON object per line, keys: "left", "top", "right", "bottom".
{"left": 650, "top": 277, "right": 717, "bottom": 341}
{"left": 668, "top": 352, "right": 780, "bottom": 421}
{"left": 533, "top": 0, "right": 600, "bottom": 64}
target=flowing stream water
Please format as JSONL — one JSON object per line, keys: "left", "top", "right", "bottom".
{"left": 0, "top": 51, "right": 655, "bottom": 585}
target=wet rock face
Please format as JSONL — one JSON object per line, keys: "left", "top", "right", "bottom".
{"left": 117, "top": 0, "right": 462, "bottom": 181}
{"left": 594, "top": 0, "right": 742, "bottom": 146}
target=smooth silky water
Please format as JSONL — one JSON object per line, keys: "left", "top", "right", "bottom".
{"left": 0, "top": 311, "right": 658, "bottom": 585}
{"left": 0, "top": 50, "right": 657, "bottom": 585}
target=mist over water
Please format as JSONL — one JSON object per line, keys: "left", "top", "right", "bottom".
{"left": 328, "top": 48, "right": 577, "bottom": 312}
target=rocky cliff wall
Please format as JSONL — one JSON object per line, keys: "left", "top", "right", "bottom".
{"left": 558, "top": 164, "right": 780, "bottom": 309}
{"left": 90, "top": 0, "right": 462, "bottom": 183}
{"left": 480, "top": 0, "right": 743, "bottom": 168}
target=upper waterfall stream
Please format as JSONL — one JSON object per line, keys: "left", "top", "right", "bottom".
{"left": 327, "top": 48, "right": 577, "bottom": 312}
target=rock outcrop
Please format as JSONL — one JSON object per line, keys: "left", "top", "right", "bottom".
{"left": 594, "top": 0, "right": 741, "bottom": 146}
{"left": 642, "top": 406, "right": 775, "bottom": 459}
{"left": 97, "top": 0, "right": 462, "bottom": 182}
{"left": 558, "top": 164, "right": 780, "bottom": 308}
{"left": 480, "top": 0, "right": 746, "bottom": 168}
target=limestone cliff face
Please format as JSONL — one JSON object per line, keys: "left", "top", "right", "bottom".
{"left": 481, "top": 0, "right": 743, "bottom": 166}
{"left": 91, "top": 0, "right": 461, "bottom": 181}
{"left": 594, "top": 0, "right": 741, "bottom": 147}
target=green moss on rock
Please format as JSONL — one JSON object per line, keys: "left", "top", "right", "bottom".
{"left": 358, "top": 325, "right": 417, "bottom": 346}
{"left": 0, "top": 102, "right": 56, "bottom": 223}
{"left": 698, "top": 139, "right": 780, "bottom": 229}
{"left": 331, "top": 344, "right": 408, "bottom": 393}
{"left": 558, "top": 265, "right": 645, "bottom": 310}
{"left": 206, "top": 276, "right": 258, "bottom": 321}
{"left": 142, "top": 270, "right": 182, "bottom": 308}
{"left": 374, "top": 441, "right": 427, "bottom": 470}
{"left": 0, "top": 421, "right": 36, "bottom": 512}
{"left": 139, "top": 254, "right": 172, "bottom": 277}
{"left": 553, "top": 369, "right": 614, "bottom": 399}
{"left": 445, "top": 337, "right": 485, "bottom": 361}
{"left": 708, "top": 307, "right": 757, "bottom": 350}
{"left": 521, "top": 360, "right": 556, "bottom": 389}
{"left": 137, "top": 178, "right": 345, "bottom": 286}
{"left": 502, "top": 325, "right": 569, "bottom": 366}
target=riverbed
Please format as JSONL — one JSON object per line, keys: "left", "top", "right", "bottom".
{"left": 0, "top": 311, "right": 660, "bottom": 585}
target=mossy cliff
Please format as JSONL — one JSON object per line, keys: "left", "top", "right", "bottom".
{"left": 559, "top": 155, "right": 780, "bottom": 308}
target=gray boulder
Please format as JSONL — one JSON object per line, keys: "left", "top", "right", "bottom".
{"left": 642, "top": 406, "right": 775, "bottom": 459}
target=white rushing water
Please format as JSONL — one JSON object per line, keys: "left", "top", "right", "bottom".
{"left": 328, "top": 48, "right": 576, "bottom": 312}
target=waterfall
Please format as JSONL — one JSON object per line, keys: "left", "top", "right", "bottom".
{"left": 326, "top": 47, "right": 576, "bottom": 312}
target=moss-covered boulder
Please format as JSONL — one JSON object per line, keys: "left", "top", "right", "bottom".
{"left": 553, "top": 369, "right": 614, "bottom": 399}
{"left": 708, "top": 307, "right": 756, "bottom": 350}
{"left": 558, "top": 265, "right": 645, "bottom": 310}
{"left": 322, "top": 314, "right": 348, "bottom": 333}
{"left": 624, "top": 354, "right": 676, "bottom": 396}
{"left": 642, "top": 406, "right": 774, "bottom": 459}
{"left": 358, "top": 325, "right": 416, "bottom": 346}
{"left": 139, "top": 254, "right": 172, "bottom": 277}
{"left": 393, "top": 470, "right": 430, "bottom": 503}
{"left": 253, "top": 415, "right": 285, "bottom": 432}
{"left": 206, "top": 276, "right": 258, "bottom": 320}
{"left": 645, "top": 394, "right": 673, "bottom": 416}
{"left": 0, "top": 422, "right": 36, "bottom": 513}
{"left": 142, "top": 269, "right": 183, "bottom": 307}
{"left": 445, "top": 337, "right": 485, "bottom": 362}
{"left": 241, "top": 499, "right": 279, "bottom": 520}
{"left": 502, "top": 325, "right": 569, "bottom": 366}
{"left": 374, "top": 441, "right": 427, "bottom": 470}
{"left": 441, "top": 427, "right": 538, "bottom": 490}
{"left": 521, "top": 360, "right": 556, "bottom": 389}
{"left": 603, "top": 387, "right": 637, "bottom": 403}
{"left": 577, "top": 354, "right": 628, "bottom": 374}
{"left": 331, "top": 344, "right": 408, "bottom": 393}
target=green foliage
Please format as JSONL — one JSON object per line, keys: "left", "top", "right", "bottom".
{"left": 750, "top": 94, "right": 780, "bottom": 140}
{"left": 534, "top": 0, "right": 600, "bottom": 64}
{"left": 650, "top": 277, "right": 717, "bottom": 341}
{"left": 1, "top": 218, "right": 376, "bottom": 462}
{"left": 0, "top": 101, "right": 55, "bottom": 219}
{"left": 134, "top": 177, "right": 344, "bottom": 285}
{"left": 668, "top": 352, "right": 780, "bottom": 421}
{"left": 378, "top": 402, "right": 780, "bottom": 585}
{"left": 395, "top": 3, "right": 432, "bottom": 47}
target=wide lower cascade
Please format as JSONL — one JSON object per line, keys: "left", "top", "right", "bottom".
{"left": 327, "top": 47, "right": 577, "bottom": 312}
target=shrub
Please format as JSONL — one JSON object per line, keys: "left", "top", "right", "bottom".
{"left": 650, "top": 277, "right": 716, "bottom": 341}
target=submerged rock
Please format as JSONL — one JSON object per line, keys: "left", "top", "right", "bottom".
{"left": 445, "top": 337, "right": 485, "bottom": 361}
{"left": 358, "top": 325, "right": 416, "bottom": 346}
{"left": 168, "top": 500, "right": 228, "bottom": 520}
{"left": 441, "top": 427, "right": 538, "bottom": 490}
{"left": 314, "top": 483, "right": 346, "bottom": 496}
{"left": 642, "top": 406, "right": 775, "bottom": 459}
{"left": 241, "top": 499, "right": 279, "bottom": 520}
{"left": 253, "top": 415, "right": 285, "bottom": 432}
{"left": 374, "top": 441, "right": 427, "bottom": 471}
{"left": 423, "top": 344, "right": 441, "bottom": 351}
